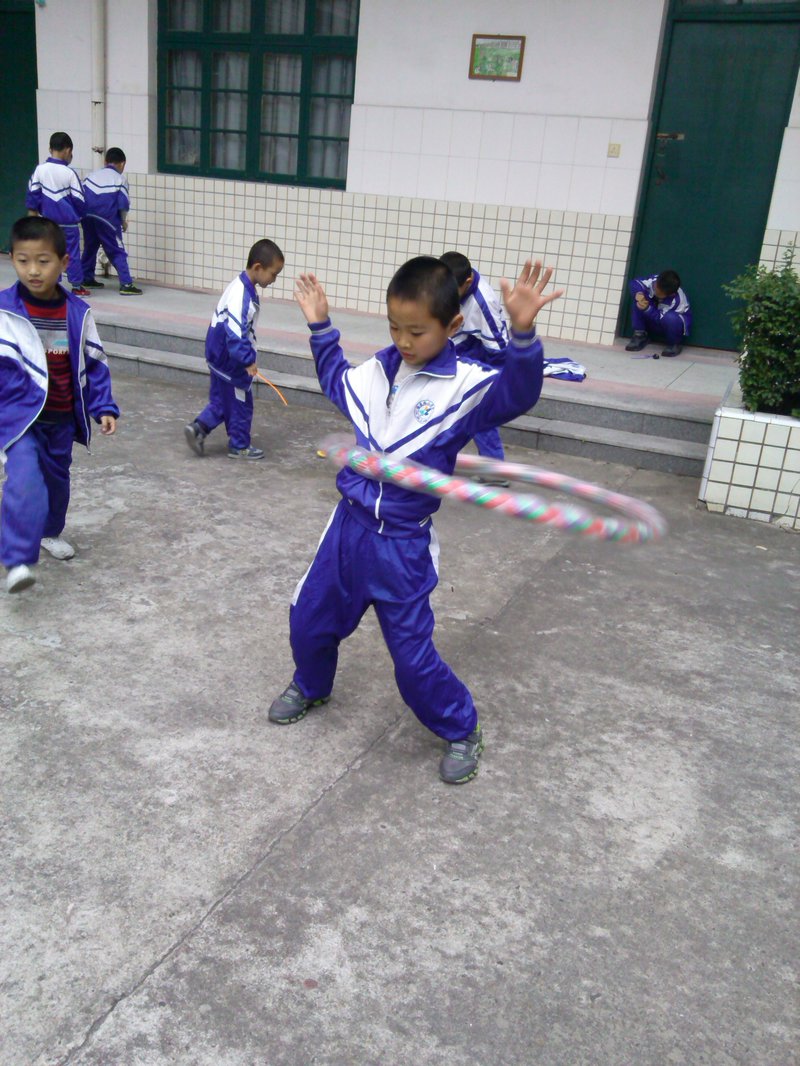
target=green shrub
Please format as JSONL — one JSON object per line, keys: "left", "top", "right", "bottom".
{"left": 725, "top": 245, "right": 800, "bottom": 417}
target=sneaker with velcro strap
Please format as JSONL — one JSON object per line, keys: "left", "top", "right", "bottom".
{"left": 40, "top": 536, "right": 75, "bottom": 560}
{"left": 268, "top": 681, "right": 330, "bottom": 724}
{"left": 439, "top": 722, "right": 484, "bottom": 784}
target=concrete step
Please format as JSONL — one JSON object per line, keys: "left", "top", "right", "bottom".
{"left": 106, "top": 339, "right": 709, "bottom": 476}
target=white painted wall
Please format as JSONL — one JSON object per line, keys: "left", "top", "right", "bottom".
{"left": 349, "top": 0, "right": 666, "bottom": 213}
{"left": 766, "top": 67, "right": 800, "bottom": 232}
{"left": 33, "top": 0, "right": 154, "bottom": 174}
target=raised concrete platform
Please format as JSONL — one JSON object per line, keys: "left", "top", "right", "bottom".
{"left": 0, "top": 257, "right": 739, "bottom": 476}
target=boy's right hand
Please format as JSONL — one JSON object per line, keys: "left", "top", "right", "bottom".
{"left": 635, "top": 292, "right": 649, "bottom": 309}
{"left": 295, "top": 273, "right": 329, "bottom": 324}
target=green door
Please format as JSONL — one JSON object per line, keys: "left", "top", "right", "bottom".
{"left": 627, "top": 18, "right": 800, "bottom": 350}
{"left": 0, "top": 3, "right": 38, "bottom": 252}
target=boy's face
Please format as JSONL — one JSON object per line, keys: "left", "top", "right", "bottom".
{"left": 252, "top": 259, "right": 283, "bottom": 288}
{"left": 11, "top": 239, "right": 68, "bottom": 301}
{"left": 387, "top": 296, "right": 463, "bottom": 368}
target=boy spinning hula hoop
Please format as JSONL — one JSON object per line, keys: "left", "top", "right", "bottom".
{"left": 269, "top": 257, "right": 562, "bottom": 784}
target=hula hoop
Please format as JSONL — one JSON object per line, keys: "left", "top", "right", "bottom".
{"left": 319, "top": 439, "right": 667, "bottom": 544}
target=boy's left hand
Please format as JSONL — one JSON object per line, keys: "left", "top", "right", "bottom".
{"left": 635, "top": 293, "right": 649, "bottom": 310}
{"left": 295, "top": 273, "right": 329, "bottom": 324}
{"left": 100, "top": 415, "right": 116, "bottom": 435}
{"left": 500, "top": 260, "right": 564, "bottom": 334}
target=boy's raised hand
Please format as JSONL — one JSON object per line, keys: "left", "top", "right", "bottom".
{"left": 295, "top": 273, "right": 329, "bottom": 324}
{"left": 500, "top": 260, "right": 564, "bottom": 334}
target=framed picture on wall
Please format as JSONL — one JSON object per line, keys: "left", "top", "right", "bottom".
{"left": 468, "top": 34, "right": 526, "bottom": 82}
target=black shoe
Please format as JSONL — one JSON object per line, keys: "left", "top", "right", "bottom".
{"left": 625, "top": 332, "right": 648, "bottom": 352}
{"left": 268, "top": 681, "right": 330, "bottom": 724}
{"left": 184, "top": 421, "right": 207, "bottom": 456}
{"left": 661, "top": 344, "right": 682, "bottom": 358}
{"left": 82, "top": 278, "right": 105, "bottom": 288}
{"left": 439, "top": 722, "right": 484, "bottom": 784}
{"left": 119, "top": 283, "right": 143, "bottom": 295}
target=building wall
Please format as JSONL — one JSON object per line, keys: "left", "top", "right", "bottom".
{"left": 28, "top": 0, "right": 800, "bottom": 346}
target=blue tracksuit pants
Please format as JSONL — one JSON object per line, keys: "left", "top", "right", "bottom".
{"left": 60, "top": 222, "right": 84, "bottom": 287}
{"left": 196, "top": 372, "right": 254, "bottom": 450}
{"left": 631, "top": 303, "right": 685, "bottom": 347}
{"left": 289, "top": 501, "right": 478, "bottom": 741}
{"left": 473, "top": 426, "right": 504, "bottom": 460}
{"left": 80, "top": 216, "right": 133, "bottom": 286}
{"left": 0, "top": 421, "right": 74, "bottom": 568}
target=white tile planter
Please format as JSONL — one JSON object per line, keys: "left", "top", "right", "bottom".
{"left": 699, "top": 380, "right": 800, "bottom": 531}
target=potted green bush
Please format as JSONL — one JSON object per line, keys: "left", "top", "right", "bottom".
{"left": 724, "top": 245, "right": 800, "bottom": 418}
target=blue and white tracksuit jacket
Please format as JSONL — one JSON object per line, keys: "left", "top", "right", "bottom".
{"left": 195, "top": 272, "right": 260, "bottom": 449}
{"left": 452, "top": 270, "right": 510, "bottom": 460}
{"left": 80, "top": 165, "right": 133, "bottom": 286}
{"left": 630, "top": 275, "right": 692, "bottom": 346}
{"left": 0, "top": 283, "right": 119, "bottom": 568}
{"left": 26, "top": 158, "right": 87, "bottom": 286}
{"left": 288, "top": 318, "right": 544, "bottom": 741}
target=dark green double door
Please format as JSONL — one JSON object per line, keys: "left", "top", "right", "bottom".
{"left": 0, "top": 2, "right": 38, "bottom": 252}
{"left": 628, "top": 16, "right": 800, "bottom": 350}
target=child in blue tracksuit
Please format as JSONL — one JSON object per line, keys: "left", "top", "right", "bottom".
{"left": 0, "top": 217, "right": 119, "bottom": 594}
{"left": 440, "top": 250, "right": 510, "bottom": 477}
{"left": 184, "top": 239, "right": 284, "bottom": 460}
{"left": 80, "top": 147, "right": 142, "bottom": 295}
{"left": 26, "top": 132, "right": 89, "bottom": 296}
{"left": 268, "top": 256, "right": 562, "bottom": 784}
{"left": 625, "top": 270, "right": 692, "bottom": 358}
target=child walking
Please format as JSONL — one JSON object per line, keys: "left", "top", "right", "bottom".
{"left": 0, "top": 217, "right": 119, "bottom": 594}
{"left": 80, "top": 147, "right": 143, "bottom": 295}
{"left": 185, "top": 239, "right": 284, "bottom": 460}
{"left": 26, "top": 132, "right": 89, "bottom": 297}
{"left": 269, "top": 256, "right": 562, "bottom": 783}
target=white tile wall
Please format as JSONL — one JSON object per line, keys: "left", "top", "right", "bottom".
{"left": 124, "top": 174, "right": 633, "bottom": 345}
{"left": 699, "top": 405, "right": 800, "bottom": 531}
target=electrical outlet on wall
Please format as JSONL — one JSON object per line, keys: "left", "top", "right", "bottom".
{"left": 607, "top": 143, "right": 621, "bottom": 158}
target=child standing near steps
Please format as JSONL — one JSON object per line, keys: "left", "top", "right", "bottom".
{"left": 0, "top": 217, "right": 119, "bottom": 594}
{"left": 26, "top": 132, "right": 89, "bottom": 297}
{"left": 80, "top": 147, "right": 143, "bottom": 295}
{"left": 268, "top": 256, "right": 562, "bottom": 784}
{"left": 185, "top": 239, "right": 284, "bottom": 460}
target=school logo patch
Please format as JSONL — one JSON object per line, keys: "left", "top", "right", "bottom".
{"left": 414, "top": 398, "right": 435, "bottom": 423}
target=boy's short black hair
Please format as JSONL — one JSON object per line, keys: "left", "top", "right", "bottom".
{"left": 439, "top": 251, "right": 473, "bottom": 288}
{"left": 656, "top": 269, "right": 681, "bottom": 295}
{"left": 49, "top": 131, "right": 73, "bottom": 153}
{"left": 247, "top": 238, "right": 284, "bottom": 268}
{"left": 386, "top": 256, "right": 460, "bottom": 327}
{"left": 10, "top": 216, "right": 66, "bottom": 258}
{"left": 105, "top": 146, "right": 126, "bottom": 165}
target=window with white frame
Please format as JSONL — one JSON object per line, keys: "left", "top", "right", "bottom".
{"left": 158, "top": 0, "right": 359, "bottom": 187}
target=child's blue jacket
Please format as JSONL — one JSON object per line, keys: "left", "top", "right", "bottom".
{"left": 0, "top": 283, "right": 119, "bottom": 456}
{"left": 25, "top": 158, "right": 87, "bottom": 226}
{"left": 204, "top": 271, "right": 260, "bottom": 387}
{"left": 308, "top": 319, "right": 544, "bottom": 537}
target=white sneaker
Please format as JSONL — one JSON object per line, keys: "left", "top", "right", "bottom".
{"left": 7, "top": 565, "right": 36, "bottom": 594}
{"left": 41, "top": 536, "right": 75, "bottom": 560}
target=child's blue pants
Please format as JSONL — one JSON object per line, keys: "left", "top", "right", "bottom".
{"left": 61, "top": 222, "right": 84, "bottom": 287}
{"left": 196, "top": 373, "right": 254, "bottom": 450}
{"left": 80, "top": 216, "right": 133, "bottom": 286}
{"left": 0, "top": 422, "right": 74, "bottom": 568}
{"left": 289, "top": 501, "right": 478, "bottom": 741}
{"left": 631, "top": 304, "right": 685, "bottom": 347}
{"left": 474, "top": 426, "right": 504, "bottom": 460}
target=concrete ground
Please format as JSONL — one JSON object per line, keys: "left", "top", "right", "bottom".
{"left": 1, "top": 351, "right": 798, "bottom": 1063}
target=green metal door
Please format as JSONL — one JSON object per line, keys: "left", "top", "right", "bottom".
{"left": 628, "top": 17, "right": 800, "bottom": 350}
{"left": 0, "top": 3, "right": 38, "bottom": 252}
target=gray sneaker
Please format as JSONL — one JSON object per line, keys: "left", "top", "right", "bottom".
{"left": 439, "top": 722, "right": 484, "bottom": 784}
{"left": 228, "top": 445, "right": 264, "bottom": 460}
{"left": 268, "top": 681, "right": 330, "bottom": 724}
{"left": 184, "top": 421, "right": 207, "bottom": 456}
